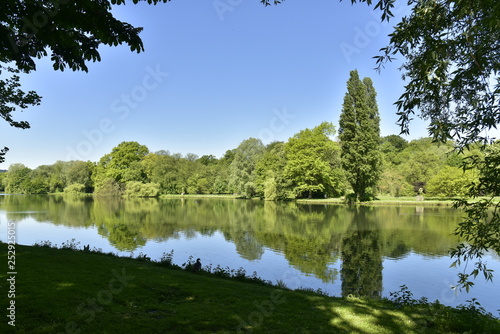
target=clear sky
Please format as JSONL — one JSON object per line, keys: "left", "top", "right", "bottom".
{"left": 1, "top": 0, "right": 430, "bottom": 169}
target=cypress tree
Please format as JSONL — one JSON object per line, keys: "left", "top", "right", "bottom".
{"left": 338, "top": 70, "right": 381, "bottom": 201}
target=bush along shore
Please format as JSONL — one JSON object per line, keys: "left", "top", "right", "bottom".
{"left": 1, "top": 241, "right": 500, "bottom": 334}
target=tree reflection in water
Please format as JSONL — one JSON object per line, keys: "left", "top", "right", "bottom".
{"left": 341, "top": 206, "right": 383, "bottom": 298}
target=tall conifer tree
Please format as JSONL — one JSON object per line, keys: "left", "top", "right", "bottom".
{"left": 338, "top": 70, "right": 381, "bottom": 201}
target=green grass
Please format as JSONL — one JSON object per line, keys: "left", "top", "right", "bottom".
{"left": 296, "top": 196, "right": 455, "bottom": 206}
{"left": 1, "top": 243, "right": 499, "bottom": 333}
{"left": 159, "top": 194, "right": 239, "bottom": 199}
{"left": 297, "top": 196, "right": 500, "bottom": 206}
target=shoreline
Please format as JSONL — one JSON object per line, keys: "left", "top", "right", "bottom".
{"left": 4, "top": 193, "right": 498, "bottom": 207}
{"left": 160, "top": 194, "right": 466, "bottom": 206}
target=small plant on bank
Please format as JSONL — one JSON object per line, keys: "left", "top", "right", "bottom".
{"left": 135, "top": 252, "right": 151, "bottom": 262}
{"left": 60, "top": 238, "right": 81, "bottom": 251}
{"left": 389, "top": 284, "right": 418, "bottom": 306}
{"left": 157, "top": 249, "right": 176, "bottom": 267}
{"left": 32, "top": 240, "right": 113, "bottom": 256}
{"left": 203, "top": 262, "right": 213, "bottom": 273}
{"left": 275, "top": 279, "right": 288, "bottom": 289}
{"left": 249, "top": 270, "right": 271, "bottom": 285}
{"left": 233, "top": 267, "right": 247, "bottom": 280}
{"left": 212, "top": 264, "right": 232, "bottom": 278}
{"left": 33, "top": 240, "right": 55, "bottom": 248}
{"left": 178, "top": 256, "right": 273, "bottom": 286}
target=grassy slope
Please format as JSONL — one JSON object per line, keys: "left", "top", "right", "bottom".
{"left": 1, "top": 244, "right": 499, "bottom": 334}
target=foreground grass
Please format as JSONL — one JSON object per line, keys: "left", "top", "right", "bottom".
{"left": 1, "top": 244, "right": 499, "bottom": 334}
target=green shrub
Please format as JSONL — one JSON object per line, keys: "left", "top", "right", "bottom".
{"left": 94, "top": 178, "right": 122, "bottom": 197}
{"left": 124, "top": 181, "right": 160, "bottom": 197}
{"left": 427, "top": 166, "right": 479, "bottom": 197}
{"left": 63, "top": 183, "right": 86, "bottom": 195}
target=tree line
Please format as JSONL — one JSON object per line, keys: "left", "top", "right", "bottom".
{"left": 1, "top": 132, "right": 497, "bottom": 200}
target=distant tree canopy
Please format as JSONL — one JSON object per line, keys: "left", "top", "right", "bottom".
{"left": 1, "top": 133, "right": 489, "bottom": 199}
{"left": 254, "top": 141, "right": 290, "bottom": 201}
{"left": 228, "top": 138, "right": 265, "bottom": 198}
{"left": 93, "top": 141, "right": 149, "bottom": 195}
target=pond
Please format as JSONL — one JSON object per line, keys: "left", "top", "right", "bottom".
{"left": 0, "top": 194, "right": 499, "bottom": 315}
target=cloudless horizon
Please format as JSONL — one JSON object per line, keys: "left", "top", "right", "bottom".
{"left": 1, "top": 0, "right": 432, "bottom": 170}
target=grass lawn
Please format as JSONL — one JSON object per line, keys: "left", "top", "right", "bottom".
{"left": 296, "top": 196, "right": 456, "bottom": 206}
{"left": 297, "top": 196, "right": 500, "bottom": 206}
{"left": 1, "top": 243, "right": 499, "bottom": 333}
{"left": 159, "top": 194, "right": 239, "bottom": 199}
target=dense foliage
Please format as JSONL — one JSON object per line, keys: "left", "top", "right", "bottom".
{"left": 339, "top": 70, "right": 382, "bottom": 201}
{"left": 284, "top": 122, "right": 344, "bottom": 199}
{"left": 0, "top": 135, "right": 488, "bottom": 200}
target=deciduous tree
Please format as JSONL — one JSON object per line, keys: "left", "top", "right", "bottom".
{"left": 228, "top": 138, "right": 265, "bottom": 198}
{"left": 254, "top": 141, "right": 291, "bottom": 200}
{"left": 284, "top": 122, "right": 344, "bottom": 199}
{"left": 93, "top": 141, "right": 149, "bottom": 191}
{"left": 4, "top": 163, "right": 31, "bottom": 193}
{"left": 374, "top": 0, "right": 500, "bottom": 148}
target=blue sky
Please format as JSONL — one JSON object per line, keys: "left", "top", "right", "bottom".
{"left": 1, "top": 0, "right": 429, "bottom": 169}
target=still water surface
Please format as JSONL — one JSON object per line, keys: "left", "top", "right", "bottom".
{"left": 0, "top": 195, "right": 499, "bottom": 315}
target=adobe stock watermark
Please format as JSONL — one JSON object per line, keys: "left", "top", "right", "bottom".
{"left": 258, "top": 107, "right": 295, "bottom": 144}
{"left": 213, "top": 0, "right": 244, "bottom": 21}
{"left": 339, "top": 3, "right": 405, "bottom": 63}
{"left": 57, "top": 267, "right": 135, "bottom": 334}
{"left": 65, "top": 65, "right": 169, "bottom": 161}
{"left": 6, "top": 220, "right": 17, "bottom": 327}
{"left": 236, "top": 269, "right": 301, "bottom": 333}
